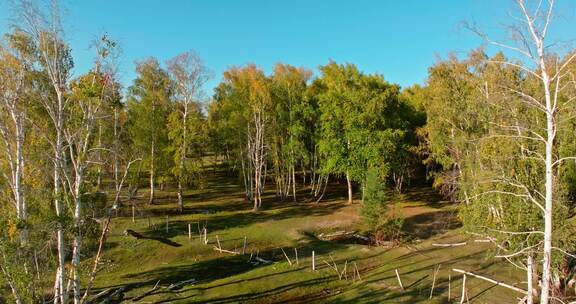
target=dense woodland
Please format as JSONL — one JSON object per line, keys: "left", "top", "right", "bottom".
{"left": 1, "top": 0, "right": 576, "bottom": 303}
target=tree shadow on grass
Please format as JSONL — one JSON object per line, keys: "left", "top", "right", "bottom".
{"left": 402, "top": 210, "right": 461, "bottom": 240}
{"left": 138, "top": 200, "right": 349, "bottom": 239}
{"left": 91, "top": 244, "right": 342, "bottom": 303}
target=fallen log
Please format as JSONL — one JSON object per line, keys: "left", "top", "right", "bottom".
{"left": 452, "top": 268, "right": 526, "bottom": 294}
{"left": 318, "top": 231, "right": 356, "bottom": 240}
{"left": 432, "top": 242, "right": 467, "bottom": 247}
{"left": 168, "top": 278, "right": 197, "bottom": 291}
{"left": 131, "top": 280, "right": 160, "bottom": 302}
{"left": 254, "top": 256, "right": 272, "bottom": 264}
{"left": 213, "top": 247, "right": 240, "bottom": 255}
{"left": 352, "top": 234, "right": 371, "bottom": 242}
{"left": 87, "top": 288, "right": 113, "bottom": 303}
{"left": 91, "top": 286, "right": 128, "bottom": 304}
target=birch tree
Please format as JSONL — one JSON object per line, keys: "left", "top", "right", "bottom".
{"left": 216, "top": 65, "right": 271, "bottom": 210}
{"left": 16, "top": 1, "right": 73, "bottom": 301}
{"left": 469, "top": 1, "right": 576, "bottom": 302}
{"left": 127, "top": 58, "right": 172, "bottom": 205}
{"left": 64, "top": 35, "right": 120, "bottom": 303}
{"left": 0, "top": 30, "right": 34, "bottom": 304}
{"left": 270, "top": 64, "right": 312, "bottom": 202}
{"left": 420, "top": 2, "right": 576, "bottom": 301}
{"left": 0, "top": 32, "right": 32, "bottom": 247}
{"left": 166, "top": 51, "right": 210, "bottom": 212}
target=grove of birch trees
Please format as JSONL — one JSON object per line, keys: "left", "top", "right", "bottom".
{"left": 0, "top": 0, "right": 575, "bottom": 303}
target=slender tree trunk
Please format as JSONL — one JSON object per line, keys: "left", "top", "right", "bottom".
{"left": 113, "top": 109, "right": 120, "bottom": 208}
{"left": 96, "top": 123, "right": 102, "bottom": 190}
{"left": 0, "top": 259, "right": 22, "bottom": 304}
{"left": 178, "top": 107, "right": 188, "bottom": 212}
{"left": 292, "top": 165, "right": 297, "bottom": 202}
{"left": 72, "top": 172, "right": 83, "bottom": 304}
{"left": 149, "top": 139, "right": 155, "bottom": 205}
{"left": 527, "top": 254, "right": 534, "bottom": 304}
{"left": 14, "top": 117, "right": 26, "bottom": 245}
{"left": 531, "top": 22, "right": 554, "bottom": 299}
{"left": 540, "top": 70, "right": 554, "bottom": 304}
{"left": 361, "top": 180, "right": 366, "bottom": 205}
{"left": 54, "top": 93, "right": 66, "bottom": 304}
{"left": 346, "top": 171, "right": 353, "bottom": 204}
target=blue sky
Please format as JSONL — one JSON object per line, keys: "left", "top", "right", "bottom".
{"left": 0, "top": 0, "right": 574, "bottom": 96}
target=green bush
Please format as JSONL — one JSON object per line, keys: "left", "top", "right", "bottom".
{"left": 361, "top": 168, "right": 404, "bottom": 243}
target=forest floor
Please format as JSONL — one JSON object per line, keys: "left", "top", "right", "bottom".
{"left": 86, "top": 167, "right": 525, "bottom": 303}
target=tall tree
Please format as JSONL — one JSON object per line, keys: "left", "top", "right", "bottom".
{"left": 127, "top": 58, "right": 172, "bottom": 205}
{"left": 17, "top": 1, "right": 74, "bottom": 301}
{"left": 214, "top": 65, "right": 272, "bottom": 210}
{"left": 467, "top": 2, "right": 576, "bottom": 302}
{"left": 0, "top": 31, "right": 33, "bottom": 247}
{"left": 0, "top": 30, "right": 35, "bottom": 304}
{"left": 166, "top": 51, "right": 210, "bottom": 212}
{"left": 315, "top": 61, "right": 415, "bottom": 203}
{"left": 65, "top": 35, "right": 120, "bottom": 303}
{"left": 270, "top": 63, "right": 312, "bottom": 202}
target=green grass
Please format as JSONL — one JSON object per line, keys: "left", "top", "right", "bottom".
{"left": 85, "top": 170, "right": 525, "bottom": 303}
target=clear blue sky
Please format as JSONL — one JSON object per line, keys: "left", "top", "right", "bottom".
{"left": 0, "top": 0, "right": 574, "bottom": 96}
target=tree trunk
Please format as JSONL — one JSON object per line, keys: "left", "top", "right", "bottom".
{"left": 292, "top": 165, "right": 297, "bottom": 202}
{"left": 54, "top": 95, "right": 67, "bottom": 304}
{"left": 96, "top": 123, "right": 102, "bottom": 190}
{"left": 527, "top": 254, "right": 535, "bottom": 304}
{"left": 71, "top": 170, "right": 84, "bottom": 304}
{"left": 112, "top": 109, "right": 122, "bottom": 208}
{"left": 15, "top": 118, "right": 27, "bottom": 245}
{"left": 346, "top": 171, "right": 353, "bottom": 204}
{"left": 539, "top": 44, "right": 554, "bottom": 304}
{"left": 361, "top": 181, "right": 365, "bottom": 205}
{"left": 149, "top": 139, "right": 155, "bottom": 205}
{"left": 177, "top": 108, "right": 188, "bottom": 213}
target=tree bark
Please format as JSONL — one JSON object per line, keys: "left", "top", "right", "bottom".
{"left": 149, "top": 138, "right": 155, "bottom": 205}
{"left": 54, "top": 91, "right": 67, "bottom": 304}
{"left": 292, "top": 165, "right": 297, "bottom": 202}
{"left": 346, "top": 171, "right": 353, "bottom": 204}
{"left": 527, "top": 254, "right": 534, "bottom": 304}
{"left": 177, "top": 106, "right": 187, "bottom": 212}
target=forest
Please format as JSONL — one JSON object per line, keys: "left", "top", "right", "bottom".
{"left": 1, "top": 0, "right": 576, "bottom": 303}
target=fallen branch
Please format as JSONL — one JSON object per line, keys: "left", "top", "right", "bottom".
{"left": 216, "top": 235, "right": 222, "bottom": 253}
{"left": 395, "top": 269, "right": 405, "bottom": 291}
{"left": 254, "top": 257, "right": 272, "bottom": 264}
{"left": 213, "top": 247, "right": 240, "bottom": 255}
{"left": 354, "top": 262, "right": 362, "bottom": 281}
{"left": 87, "top": 288, "right": 112, "bottom": 303}
{"left": 318, "top": 231, "right": 356, "bottom": 240}
{"left": 89, "top": 286, "right": 128, "bottom": 303}
{"left": 452, "top": 268, "right": 526, "bottom": 293}
{"left": 352, "top": 234, "right": 371, "bottom": 242}
{"left": 281, "top": 248, "right": 292, "bottom": 266}
{"left": 131, "top": 280, "right": 160, "bottom": 302}
{"left": 341, "top": 260, "right": 348, "bottom": 280}
{"left": 432, "top": 242, "right": 467, "bottom": 247}
{"left": 430, "top": 264, "right": 441, "bottom": 299}
{"left": 168, "top": 278, "right": 197, "bottom": 291}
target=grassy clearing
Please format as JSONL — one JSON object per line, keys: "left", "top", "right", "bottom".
{"left": 86, "top": 169, "right": 524, "bottom": 303}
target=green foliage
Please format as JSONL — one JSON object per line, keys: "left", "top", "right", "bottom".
{"left": 315, "top": 61, "right": 420, "bottom": 190}
{"left": 361, "top": 168, "right": 404, "bottom": 241}
{"left": 166, "top": 103, "right": 206, "bottom": 186}
{"left": 126, "top": 58, "right": 173, "bottom": 182}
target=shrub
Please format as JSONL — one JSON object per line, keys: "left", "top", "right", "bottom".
{"left": 361, "top": 168, "right": 404, "bottom": 244}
